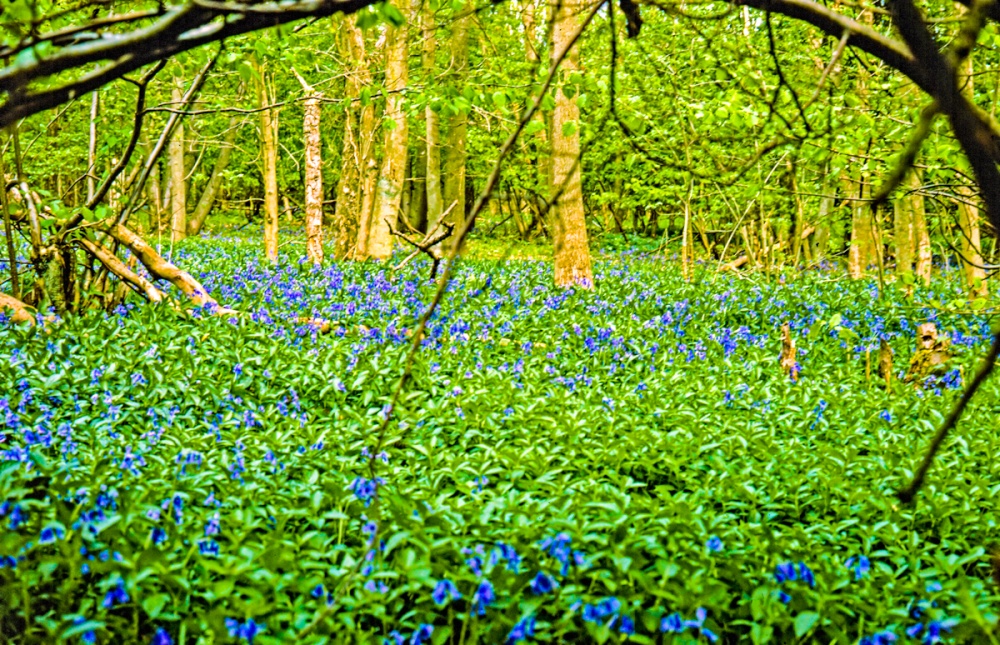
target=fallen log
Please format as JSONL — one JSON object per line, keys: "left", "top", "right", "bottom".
{"left": 77, "top": 237, "right": 165, "bottom": 304}
{"left": 104, "top": 223, "right": 235, "bottom": 314}
{"left": 0, "top": 292, "right": 35, "bottom": 324}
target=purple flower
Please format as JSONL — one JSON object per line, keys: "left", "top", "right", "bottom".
{"left": 661, "top": 612, "right": 684, "bottom": 633}
{"left": 102, "top": 580, "right": 129, "bottom": 608}
{"left": 472, "top": 580, "right": 495, "bottom": 616}
{"left": 774, "top": 561, "right": 797, "bottom": 583}
{"left": 432, "top": 579, "right": 460, "bottom": 605}
{"left": 507, "top": 616, "right": 536, "bottom": 643}
{"left": 529, "top": 571, "right": 556, "bottom": 595}
{"left": 411, "top": 624, "right": 433, "bottom": 645}
{"left": 150, "top": 627, "right": 173, "bottom": 645}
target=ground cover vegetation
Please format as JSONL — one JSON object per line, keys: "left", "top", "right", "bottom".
{"left": 3, "top": 0, "right": 1000, "bottom": 642}
{"left": 1, "top": 237, "right": 999, "bottom": 644}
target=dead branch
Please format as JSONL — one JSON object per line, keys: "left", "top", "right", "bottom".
{"left": 0, "top": 292, "right": 35, "bottom": 325}
{"left": 76, "top": 237, "right": 165, "bottom": 303}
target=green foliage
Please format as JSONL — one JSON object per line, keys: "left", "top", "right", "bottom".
{"left": 0, "top": 235, "right": 998, "bottom": 643}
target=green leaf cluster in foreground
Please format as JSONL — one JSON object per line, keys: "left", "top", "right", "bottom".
{"left": 0, "top": 238, "right": 998, "bottom": 643}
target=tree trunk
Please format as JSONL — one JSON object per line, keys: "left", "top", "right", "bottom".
{"left": 168, "top": 81, "right": 187, "bottom": 243}
{"left": 423, "top": 3, "right": 444, "bottom": 242}
{"left": 293, "top": 71, "right": 324, "bottom": 265}
{"left": 954, "top": 38, "right": 987, "bottom": 296}
{"left": 442, "top": 0, "right": 473, "bottom": 250}
{"left": 909, "top": 170, "right": 932, "bottom": 285}
{"left": 255, "top": 62, "right": 279, "bottom": 263}
{"left": 87, "top": 90, "right": 99, "bottom": 204}
{"left": 367, "top": 1, "right": 413, "bottom": 260}
{"left": 894, "top": 195, "right": 913, "bottom": 277}
{"left": 848, "top": 176, "right": 874, "bottom": 279}
{"left": 333, "top": 20, "right": 368, "bottom": 258}
{"left": 550, "top": 0, "right": 594, "bottom": 288}
{"left": 187, "top": 117, "right": 239, "bottom": 237}
{"left": 409, "top": 141, "right": 427, "bottom": 231}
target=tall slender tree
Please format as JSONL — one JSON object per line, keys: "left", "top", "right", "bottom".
{"left": 550, "top": 0, "right": 594, "bottom": 288}
{"left": 255, "top": 60, "right": 280, "bottom": 262}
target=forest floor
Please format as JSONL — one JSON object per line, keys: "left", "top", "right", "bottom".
{"left": 0, "top": 232, "right": 997, "bottom": 644}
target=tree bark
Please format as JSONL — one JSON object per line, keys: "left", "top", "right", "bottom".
{"left": 423, "top": 3, "right": 444, "bottom": 242}
{"left": 909, "top": 170, "right": 932, "bottom": 285}
{"left": 550, "top": 0, "right": 594, "bottom": 288}
{"left": 442, "top": 0, "right": 473, "bottom": 250}
{"left": 894, "top": 194, "right": 913, "bottom": 276}
{"left": 255, "top": 62, "right": 280, "bottom": 263}
{"left": 293, "top": 70, "right": 325, "bottom": 265}
{"left": 168, "top": 81, "right": 187, "bottom": 243}
{"left": 848, "top": 176, "right": 875, "bottom": 279}
{"left": 77, "top": 236, "right": 165, "bottom": 303}
{"left": 0, "top": 292, "right": 33, "bottom": 324}
{"left": 187, "top": 117, "right": 239, "bottom": 237}
{"left": 333, "top": 20, "right": 367, "bottom": 258}
{"left": 105, "top": 223, "right": 229, "bottom": 310}
{"left": 87, "top": 90, "right": 99, "bottom": 204}
{"left": 367, "top": 1, "right": 413, "bottom": 261}
{"left": 954, "top": 35, "right": 987, "bottom": 296}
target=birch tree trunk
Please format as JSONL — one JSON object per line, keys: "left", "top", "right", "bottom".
{"left": 894, "top": 195, "right": 913, "bottom": 277}
{"left": 256, "top": 62, "right": 280, "bottom": 263}
{"left": 333, "top": 20, "right": 368, "bottom": 258}
{"left": 550, "top": 0, "right": 594, "bottom": 288}
{"left": 294, "top": 71, "right": 324, "bottom": 265}
{"left": 909, "top": 171, "right": 932, "bottom": 285}
{"left": 169, "top": 81, "right": 187, "bottom": 243}
{"left": 423, "top": 3, "right": 444, "bottom": 240}
{"left": 187, "top": 117, "right": 239, "bottom": 237}
{"left": 442, "top": 0, "right": 473, "bottom": 249}
{"left": 367, "top": 1, "right": 413, "bottom": 260}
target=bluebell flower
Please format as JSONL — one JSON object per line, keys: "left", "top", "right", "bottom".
{"left": 151, "top": 527, "right": 167, "bottom": 546}
{"left": 619, "top": 615, "right": 635, "bottom": 635}
{"left": 774, "top": 561, "right": 797, "bottom": 583}
{"left": 311, "top": 584, "right": 325, "bottom": 599}
{"left": 39, "top": 526, "right": 63, "bottom": 544}
{"left": 706, "top": 536, "right": 723, "bottom": 552}
{"left": 472, "top": 580, "right": 495, "bottom": 616}
{"left": 432, "top": 579, "right": 460, "bottom": 605}
{"left": 411, "top": 624, "right": 433, "bottom": 645}
{"left": 198, "top": 539, "right": 219, "bottom": 556}
{"left": 879, "top": 409, "right": 892, "bottom": 422}
{"left": 102, "top": 581, "right": 129, "bottom": 608}
{"left": 150, "top": 627, "right": 173, "bottom": 645}
{"left": 530, "top": 571, "right": 556, "bottom": 594}
{"left": 798, "top": 561, "right": 816, "bottom": 588}
{"left": 384, "top": 631, "right": 404, "bottom": 645}
{"left": 846, "top": 555, "right": 870, "bottom": 580}
{"left": 225, "top": 618, "right": 264, "bottom": 644}
{"left": 661, "top": 612, "right": 684, "bottom": 632}
{"left": 925, "top": 581, "right": 942, "bottom": 593}
{"left": 507, "top": 616, "right": 536, "bottom": 643}
{"left": 777, "top": 590, "right": 792, "bottom": 604}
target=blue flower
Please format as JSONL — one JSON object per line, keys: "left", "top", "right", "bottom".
{"left": 530, "top": 571, "right": 556, "bottom": 595}
{"left": 706, "top": 536, "right": 723, "bottom": 552}
{"left": 619, "top": 615, "right": 635, "bottom": 635}
{"left": 39, "top": 526, "right": 63, "bottom": 544}
{"left": 506, "top": 616, "right": 536, "bottom": 643}
{"left": 846, "top": 555, "right": 870, "bottom": 580}
{"left": 225, "top": 618, "right": 264, "bottom": 644}
{"left": 102, "top": 581, "right": 129, "bottom": 608}
{"left": 151, "top": 527, "right": 167, "bottom": 546}
{"left": 798, "top": 561, "right": 816, "bottom": 588}
{"left": 777, "top": 591, "right": 792, "bottom": 604}
{"left": 198, "top": 539, "right": 219, "bottom": 557}
{"left": 411, "top": 624, "right": 433, "bottom": 645}
{"left": 661, "top": 612, "right": 684, "bottom": 632}
{"left": 150, "top": 627, "right": 173, "bottom": 645}
{"left": 432, "top": 579, "right": 460, "bottom": 605}
{"left": 311, "top": 584, "right": 325, "bottom": 599}
{"left": 472, "top": 580, "right": 495, "bottom": 616}
{"left": 775, "top": 561, "right": 797, "bottom": 583}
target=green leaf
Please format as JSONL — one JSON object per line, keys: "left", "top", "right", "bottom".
{"left": 561, "top": 120, "right": 578, "bottom": 137}
{"left": 794, "top": 612, "right": 819, "bottom": 637}
{"left": 492, "top": 91, "right": 507, "bottom": 108}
